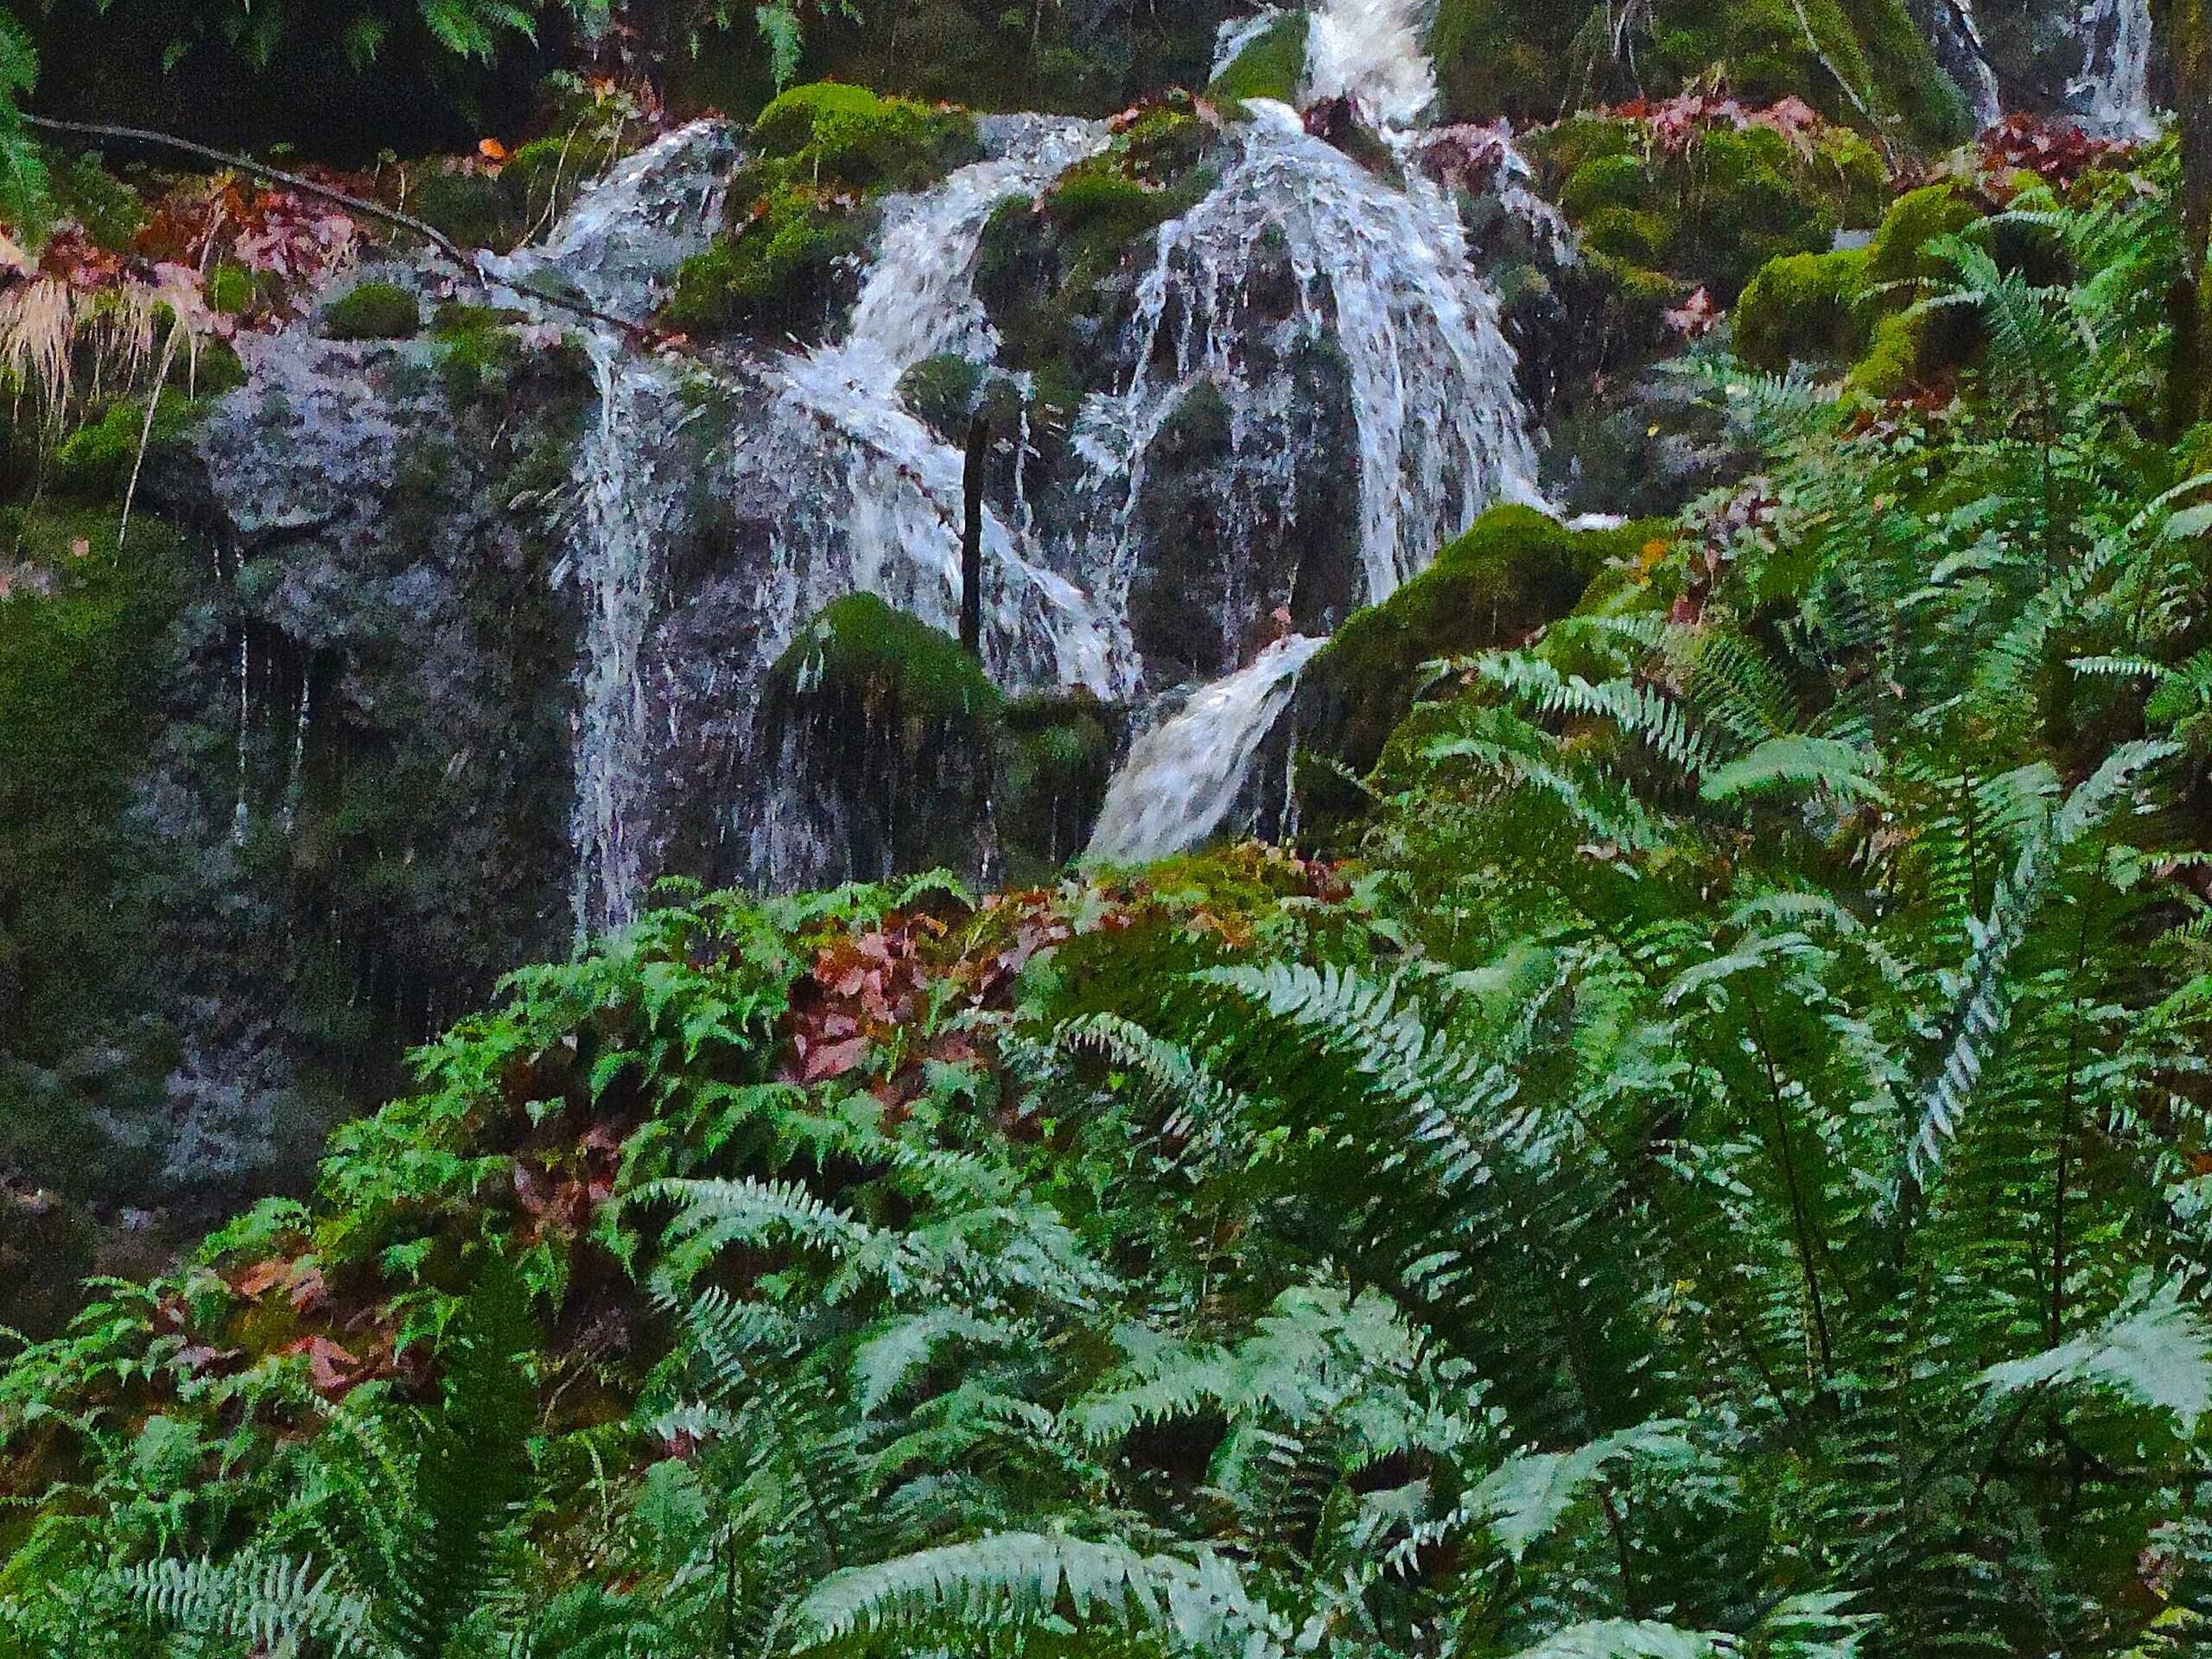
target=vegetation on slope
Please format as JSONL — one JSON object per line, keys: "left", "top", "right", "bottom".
{"left": 8, "top": 132, "right": 2212, "bottom": 1658}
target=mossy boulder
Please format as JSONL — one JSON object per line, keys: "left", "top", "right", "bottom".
{"left": 663, "top": 85, "right": 978, "bottom": 342}
{"left": 1208, "top": 13, "right": 1309, "bottom": 105}
{"left": 751, "top": 82, "right": 981, "bottom": 192}
{"left": 49, "top": 379, "right": 234, "bottom": 500}
{"left": 406, "top": 168, "right": 517, "bottom": 251}
{"left": 1732, "top": 183, "right": 1984, "bottom": 387}
{"left": 322, "top": 282, "right": 423, "bottom": 341}
{"left": 760, "top": 595, "right": 1005, "bottom": 884}
{"left": 1295, "top": 505, "right": 1668, "bottom": 787}
{"left": 1531, "top": 111, "right": 1886, "bottom": 307}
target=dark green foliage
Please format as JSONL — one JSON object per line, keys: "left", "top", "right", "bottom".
{"left": 323, "top": 281, "right": 425, "bottom": 341}
{"left": 10, "top": 33, "right": 2212, "bottom": 1659}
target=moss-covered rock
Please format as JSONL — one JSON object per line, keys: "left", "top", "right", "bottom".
{"left": 1295, "top": 505, "right": 1668, "bottom": 791}
{"left": 48, "top": 385, "right": 225, "bottom": 500}
{"left": 752, "top": 81, "right": 981, "bottom": 192}
{"left": 1208, "top": 13, "right": 1309, "bottom": 105}
{"left": 996, "top": 690, "right": 1116, "bottom": 877}
{"left": 662, "top": 85, "right": 979, "bottom": 343}
{"left": 322, "top": 282, "right": 423, "bottom": 341}
{"left": 1732, "top": 182, "right": 1984, "bottom": 386}
{"left": 407, "top": 168, "right": 517, "bottom": 251}
{"left": 1432, "top": 0, "right": 1970, "bottom": 147}
{"left": 0, "top": 504, "right": 184, "bottom": 1210}
{"left": 759, "top": 595, "right": 1005, "bottom": 883}
{"left": 1530, "top": 109, "right": 1887, "bottom": 306}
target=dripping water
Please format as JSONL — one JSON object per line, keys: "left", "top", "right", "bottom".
{"left": 2069, "top": 0, "right": 2156, "bottom": 139}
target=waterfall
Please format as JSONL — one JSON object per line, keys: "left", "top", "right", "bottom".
{"left": 485, "top": 120, "right": 740, "bottom": 933}
{"left": 2069, "top": 0, "right": 2156, "bottom": 139}
{"left": 741, "top": 114, "right": 1122, "bottom": 701}
{"left": 1930, "top": 0, "right": 2002, "bottom": 130}
{"left": 566, "top": 341, "right": 696, "bottom": 935}
{"left": 1084, "top": 635, "right": 1325, "bottom": 863}
{"left": 1089, "top": 99, "right": 1539, "bottom": 613}
{"left": 1302, "top": 0, "right": 1437, "bottom": 125}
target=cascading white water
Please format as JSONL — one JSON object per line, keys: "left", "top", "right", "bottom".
{"left": 1930, "top": 0, "right": 2002, "bottom": 130}
{"left": 1084, "top": 634, "right": 1325, "bottom": 863}
{"left": 741, "top": 114, "right": 1122, "bottom": 700}
{"left": 566, "top": 342, "right": 696, "bottom": 934}
{"left": 1089, "top": 98, "right": 1539, "bottom": 613}
{"left": 2069, "top": 0, "right": 2156, "bottom": 139}
{"left": 487, "top": 120, "right": 740, "bottom": 933}
{"left": 1212, "top": 7, "right": 1290, "bottom": 79}
{"left": 1301, "top": 0, "right": 1436, "bottom": 125}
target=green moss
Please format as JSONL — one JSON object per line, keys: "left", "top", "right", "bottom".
{"left": 1865, "top": 181, "right": 1980, "bottom": 286}
{"left": 1303, "top": 505, "right": 1669, "bottom": 778}
{"left": 44, "top": 150, "right": 147, "bottom": 253}
{"left": 898, "top": 353, "right": 986, "bottom": 436}
{"left": 1733, "top": 186, "right": 1986, "bottom": 385}
{"left": 1580, "top": 206, "right": 1675, "bottom": 269}
{"left": 664, "top": 186, "right": 875, "bottom": 340}
{"left": 205, "top": 262, "right": 260, "bottom": 317}
{"left": 1207, "top": 14, "right": 1310, "bottom": 105}
{"left": 1732, "top": 246, "right": 1867, "bottom": 370}
{"left": 323, "top": 282, "right": 423, "bottom": 341}
{"left": 1560, "top": 153, "right": 1657, "bottom": 219}
{"left": 772, "top": 594, "right": 1002, "bottom": 729}
{"left": 751, "top": 82, "right": 981, "bottom": 192}
{"left": 407, "top": 168, "right": 516, "bottom": 251}
{"left": 996, "top": 690, "right": 1116, "bottom": 876}
{"left": 49, "top": 390, "right": 213, "bottom": 499}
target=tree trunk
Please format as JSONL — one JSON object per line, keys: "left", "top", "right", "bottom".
{"left": 2167, "top": 0, "right": 2212, "bottom": 435}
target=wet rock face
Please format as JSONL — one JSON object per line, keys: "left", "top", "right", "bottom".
{"left": 117, "top": 301, "right": 591, "bottom": 1199}
{"left": 1124, "top": 350, "right": 1361, "bottom": 685}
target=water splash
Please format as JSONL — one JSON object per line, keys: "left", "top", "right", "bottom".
{"left": 1302, "top": 0, "right": 1437, "bottom": 126}
{"left": 1085, "top": 635, "right": 1325, "bottom": 863}
{"left": 2069, "top": 0, "right": 2156, "bottom": 140}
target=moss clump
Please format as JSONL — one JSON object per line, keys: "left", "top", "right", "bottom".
{"left": 1301, "top": 505, "right": 1669, "bottom": 778}
{"left": 996, "top": 690, "right": 1116, "bottom": 877}
{"left": 1732, "top": 246, "right": 1868, "bottom": 370}
{"left": 1531, "top": 112, "right": 1885, "bottom": 306}
{"left": 205, "top": 262, "right": 260, "bottom": 317}
{"left": 407, "top": 168, "right": 516, "bottom": 251}
{"left": 664, "top": 186, "right": 874, "bottom": 340}
{"left": 44, "top": 150, "right": 147, "bottom": 252}
{"left": 323, "top": 282, "right": 423, "bottom": 341}
{"left": 49, "top": 390, "right": 215, "bottom": 499}
{"left": 1864, "top": 181, "right": 1980, "bottom": 285}
{"left": 664, "top": 85, "right": 976, "bottom": 342}
{"left": 751, "top": 82, "right": 980, "bottom": 192}
{"left": 1208, "top": 13, "right": 1309, "bottom": 105}
{"left": 772, "top": 594, "right": 1002, "bottom": 730}
{"left": 1732, "top": 184, "right": 1984, "bottom": 385}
